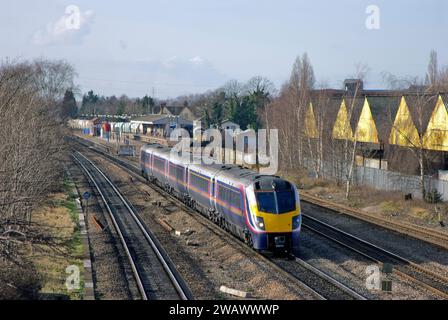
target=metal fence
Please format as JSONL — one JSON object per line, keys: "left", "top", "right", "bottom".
{"left": 303, "top": 157, "right": 448, "bottom": 201}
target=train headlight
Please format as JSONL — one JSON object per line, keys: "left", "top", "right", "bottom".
{"left": 256, "top": 216, "right": 265, "bottom": 230}
{"left": 292, "top": 215, "right": 301, "bottom": 230}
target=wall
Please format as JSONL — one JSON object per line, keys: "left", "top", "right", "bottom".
{"left": 303, "top": 157, "right": 448, "bottom": 200}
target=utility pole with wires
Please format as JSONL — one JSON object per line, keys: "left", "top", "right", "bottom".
{"left": 152, "top": 87, "right": 155, "bottom": 114}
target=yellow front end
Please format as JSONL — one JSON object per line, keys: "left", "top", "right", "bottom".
{"left": 249, "top": 203, "right": 301, "bottom": 233}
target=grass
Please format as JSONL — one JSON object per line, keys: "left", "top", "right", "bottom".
{"left": 30, "top": 177, "right": 85, "bottom": 300}
{"left": 346, "top": 198, "right": 362, "bottom": 208}
{"left": 217, "top": 292, "right": 226, "bottom": 300}
{"left": 380, "top": 201, "right": 401, "bottom": 215}
{"left": 409, "top": 206, "right": 437, "bottom": 223}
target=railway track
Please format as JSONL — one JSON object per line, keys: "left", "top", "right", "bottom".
{"left": 275, "top": 257, "right": 367, "bottom": 300}
{"left": 72, "top": 151, "right": 193, "bottom": 300}
{"left": 70, "top": 136, "right": 368, "bottom": 300}
{"left": 302, "top": 214, "right": 448, "bottom": 299}
{"left": 300, "top": 193, "right": 448, "bottom": 250}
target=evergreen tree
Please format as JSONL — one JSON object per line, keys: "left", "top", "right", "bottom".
{"left": 80, "top": 90, "right": 99, "bottom": 114}
{"left": 231, "top": 96, "right": 258, "bottom": 130}
{"left": 142, "top": 95, "right": 155, "bottom": 114}
{"left": 211, "top": 101, "right": 224, "bottom": 126}
{"left": 116, "top": 101, "right": 125, "bottom": 115}
{"left": 61, "top": 89, "right": 77, "bottom": 119}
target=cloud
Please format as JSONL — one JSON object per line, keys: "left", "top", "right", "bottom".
{"left": 162, "top": 56, "right": 207, "bottom": 69}
{"left": 189, "top": 56, "right": 204, "bottom": 65}
{"left": 32, "top": 6, "right": 94, "bottom": 46}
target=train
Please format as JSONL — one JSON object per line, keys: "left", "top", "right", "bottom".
{"left": 140, "top": 143, "right": 302, "bottom": 255}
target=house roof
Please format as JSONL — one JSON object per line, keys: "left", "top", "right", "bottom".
{"left": 404, "top": 94, "right": 439, "bottom": 134}
{"left": 163, "top": 106, "right": 185, "bottom": 115}
{"left": 131, "top": 114, "right": 168, "bottom": 123}
{"left": 367, "top": 96, "right": 401, "bottom": 143}
{"left": 310, "top": 96, "right": 344, "bottom": 134}
{"left": 345, "top": 96, "right": 365, "bottom": 131}
{"left": 440, "top": 93, "right": 448, "bottom": 105}
{"left": 220, "top": 119, "right": 239, "bottom": 127}
{"left": 130, "top": 114, "right": 192, "bottom": 125}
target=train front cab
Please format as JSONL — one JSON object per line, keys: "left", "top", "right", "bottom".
{"left": 245, "top": 178, "right": 301, "bottom": 256}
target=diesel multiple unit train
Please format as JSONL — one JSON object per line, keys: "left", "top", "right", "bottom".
{"left": 140, "top": 144, "right": 302, "bottom": 255}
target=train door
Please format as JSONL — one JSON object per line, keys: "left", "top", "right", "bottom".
{"left": 148, "top": 153, "right": 152, "bottom": 176}
{"left": 182, "top": 164, "right": 188, "bottom": 194}
{"left": 164, "top": 158, "right": 168, "bottom": 182}
{"left": 140, "top": 150, "right": 146, "bottom": 173}
{"left": 210, "top": 176, "right": 217, "bottom": 211}
{"left": 149, "top": 152, "right": 153, "bottom": 177}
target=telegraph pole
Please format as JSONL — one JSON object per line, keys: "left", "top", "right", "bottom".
{"left": 152, "top": 87, "right": 155, "bottom": 114}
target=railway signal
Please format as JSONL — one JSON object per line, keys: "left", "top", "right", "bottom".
{"left": 83, "top": 191, "right": 90, "bottom": 214}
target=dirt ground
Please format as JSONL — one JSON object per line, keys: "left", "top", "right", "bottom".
{"left": 29, "top": 180, "right": 84, "bottom": 300}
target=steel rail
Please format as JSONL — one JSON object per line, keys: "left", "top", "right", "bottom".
{"left": 73, "top": 151, "right": 192, "bottom": 300}
{"left": 300, "top": 193, "right": 448, "bottom": 250}
{"left": 72, "top": 153, "right": 148, "bottom": 300}
{"left": 71, "top": 137, "right": 369, "bottom": 300}
{"left": 302, "top": 214, "right": 448, "bottom": 299}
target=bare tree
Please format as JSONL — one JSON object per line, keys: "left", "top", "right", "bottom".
{"left": 438, "top": 66, "right": 448, "bottom": 91}
{"left": 0, "top": 59, "right": 75, "bottom": 297}
{"left": 425, "top": 49, "right": 438, "bottom": 88}
{"left": 220, "top": 79, "right": 244, "bottom": 98}
{"left": 289, "top": 53, "right": 315, "bottom": 166}
{"left": 266, "top": 83, "right": 297, "bottom": 170}
{"left": 308, "top": 84, "right": 333, "bottom": 179}
{"left": 422, "top": 49, "right": 448, "bottom": 92}
{"left": 343, "top": 63, "right": 369, "bottom": 199}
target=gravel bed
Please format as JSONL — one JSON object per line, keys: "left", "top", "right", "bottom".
{"left": 69, "top": 161, "right": 138, "bottom": 300}
{"left": 296, "top": 228, "right": 440, "bottom": 299}
{"left": 301, "top": 201, "right": 448, "bottom": 280}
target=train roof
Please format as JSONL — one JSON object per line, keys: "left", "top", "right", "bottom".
{"left": 224, "top": 169, "right": 284, "bottom": 188}
{"left": 142, "top": 143, "right": 172, "bottom": 156}
{"left": 141, "top": 143, "right": 291, "bottom": 188}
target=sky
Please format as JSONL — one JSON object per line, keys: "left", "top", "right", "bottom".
{"left": 2, "top": 0, "right": 447, "bottom": 98}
